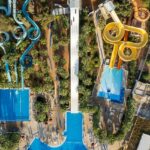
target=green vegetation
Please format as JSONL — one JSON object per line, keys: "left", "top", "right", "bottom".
{"left": 114, "top": 0, "right": 132, "bottom": 20}
{"left": 128, "top": 61, "right": 137, "bottom": 88}
{"left": 52, "top": 15, "right": 70, "bottom": 110}
{"left": 142, "top": 72, "right": 150, "bottom": 82}
{"left": 0, "top": 133, "right": 20, "bottom": 150}
{"left": 143, "top": 0, "right": 150, "bottom": 9}
{"left": 141, "top": 55, "right": 150, "bottom": 83}
{"left": 93, "top": 97, "right": 136, "bottom": 144}
{"left": 34, "top": 95, "right": 49, "bottom": 122}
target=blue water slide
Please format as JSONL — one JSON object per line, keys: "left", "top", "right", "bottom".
{"left": 5, "top": 61, "right": 12, "bottom": 82}
{"left": 20, "top": 0, "right": 41, "bottom": 67}
{"left": 21, "top": 64, "right": 24, "bottom": 88}
{"left": 0, "top": 31, "right": 11, "bottom": 82}
{"left": 0, "top": 0, "right": 11, "bottom": 16}
{"left": 0, "top": 31, "right": 9, "bottom": 54}
{"left": 14, "top": 61, "right": 18, "bottom": 83}
{"left": 12, "top": 0, "right": 27, "bottom": 46}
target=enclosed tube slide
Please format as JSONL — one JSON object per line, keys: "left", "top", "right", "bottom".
{"left": 0, "top": 31, "right": 9, "bottom": 54}
{"left": 103, "top": 22, "right": 148, "bottom": 62}
{"left": 0, "top": 32, "right": 11, "bottom": 82}
{"left": 20, "top": 0, "right": 41, "bottom": 67}
{"left": 12, "top": 0, "right": 27, "bottom": 46}
{"left": 0, "top": 0, "right": 11, "bottom": 16}
{"left": 5, "top": 61, "right": 12, "bottom": 82}
{"left": 102, "top": 1, "right": 148, "bottom": 65}
{"left": 103, "top": 1, "right": 123, "bottom": 68}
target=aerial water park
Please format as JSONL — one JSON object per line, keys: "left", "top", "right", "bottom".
{"left": 0, "top": 0, "right": 149, "bottom": 149}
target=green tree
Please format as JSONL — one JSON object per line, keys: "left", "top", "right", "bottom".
{"left": 0, "top": 133, "right": 20, "bottom": 150}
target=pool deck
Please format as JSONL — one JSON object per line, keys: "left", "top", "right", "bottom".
{"left": 28, "top": 112, "right": 87, "bottom": 150}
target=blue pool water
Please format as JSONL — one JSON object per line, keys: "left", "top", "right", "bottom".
{"left": 0, "top": 88, "right": 30, "bottom": 121}
{"left": 28, "top": 112, "right": 87, "bottom": 150}
{"left": 97, "top": 65, "right": 125, "bottom": 103}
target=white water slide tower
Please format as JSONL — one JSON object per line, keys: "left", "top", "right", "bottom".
{"left": 70, "top": 0, "right": 81, "bottom": 113}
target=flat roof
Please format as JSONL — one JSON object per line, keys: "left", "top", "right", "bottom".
{"left": 137, "top": 134, "right": 150, "bottom": 150}
{"left": 0, "top": 89, "right": 30, "bottom": 121}
{"left": 97, "top": 65, "right": 125, "bottom": 103}
{"left": 28, "top": 112, "right": 87, "bottom": 150}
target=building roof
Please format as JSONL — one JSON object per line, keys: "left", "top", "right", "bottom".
{"left": 0, "top": 88, "right": 30, "bottom": 121}
{"left": 28, "top": 112, "right": 87, "bottom": 150}
{"left": 137, "top": 134, "right": 150, "bottom": 150}
{"left": 97, "top": 65, "right": 125, "bottom": 103}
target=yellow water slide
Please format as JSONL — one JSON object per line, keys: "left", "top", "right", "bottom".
{"left": 103, "top": 22, "right": 148, "bottom": 67}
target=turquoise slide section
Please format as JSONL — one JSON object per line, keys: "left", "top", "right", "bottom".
{"left": 20, "top": 0, "right": 41, "bottom": 67}
{"left": 0, "top": 0, "right": 11, "bottom": 16}
{"left": 12, "top": 0, "right": 27, "bottom": 46}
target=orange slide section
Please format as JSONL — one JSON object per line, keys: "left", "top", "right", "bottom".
{"left": 117, "top": 31, "right": 129, "bottom": 69}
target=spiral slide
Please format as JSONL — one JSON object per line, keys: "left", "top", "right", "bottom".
{"left": 0, "top": 0, "right": 11, "bottom": 16}
{"left": 20, "top": 0, "right": 41, "bottom": 68}
{"left": 0, "top": 0, "right": 11, "bottom": 54}
{"left": 0, "top": 1, "right": 30, "bottom": 122}
{"left": 102, "top": 1, "right": 148, "bottom": 67}
{"left": 132, "top": 0, "right": 150, "bottom": 22}
{"left": 0, "top": 31, "right": 12, "bottom": 82}
{"left": 97, "top": 1, "right": 148, "bottom": 103}
{"left": 103, "top": 22, "right": 148, "bottom": 62}
{"left": 0, "top": 31, "right": 9, "bottom": 54}
{"left": 12, "top": 0, "right": 27, "bottom": 46}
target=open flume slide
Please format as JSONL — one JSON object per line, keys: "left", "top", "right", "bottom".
{"left": 0, "top": 0, "right": 11, "bottom": 16}
{"left": 12, "top": 0, "right": 27, "bottom": 46}
{"left": 20, "top": 0, "right": 41, "bottom": 68}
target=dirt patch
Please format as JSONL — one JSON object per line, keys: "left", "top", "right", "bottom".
{"left": 63, "top": 45, "right": 69, "bottom": 73}
{"left": 46, "top": 27, "right": 59, "bottom": 100}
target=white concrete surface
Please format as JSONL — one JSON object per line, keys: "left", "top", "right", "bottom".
{"left": 70, "top": 0, "right": 80, "bottom": 113}
{"left": 137, "top": 134, "right": 150, "bottom": 150}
